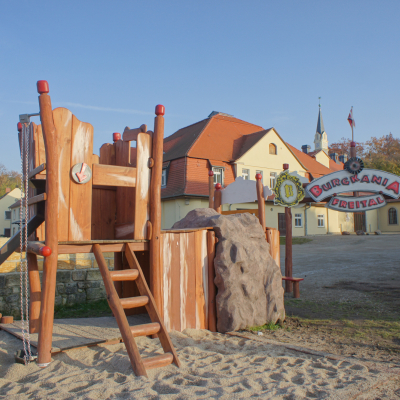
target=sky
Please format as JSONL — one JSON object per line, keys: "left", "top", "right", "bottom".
{"left": 0, "top": 1, "right": 399, "bottom": 171}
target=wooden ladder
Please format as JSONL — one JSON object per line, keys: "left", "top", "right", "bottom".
{"left": 92, "top": 243, "right": 180, "bottom": 377}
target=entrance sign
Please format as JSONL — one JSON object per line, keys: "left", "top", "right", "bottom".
{"left": 306, "top": 169, "right": 400, "bottom": 202}
{"left": 327, "top": 194, "right": 386, "bottom": 212}
{"left": 273, "top": 171, "right": 305, "bottom": 207}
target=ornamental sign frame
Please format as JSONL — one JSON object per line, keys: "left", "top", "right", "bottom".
{"left": 273, "top": 171, "right": 305, "bottom": 207}
{"left": 306, "top": 168, "right": 400, "bottom": 212}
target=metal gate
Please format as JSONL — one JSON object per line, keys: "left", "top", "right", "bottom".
{"left": 354, "top": 212, "right": 366, "bottom": 232}
{"left": 278, "top": 213, "right": 286, "bottom": 236}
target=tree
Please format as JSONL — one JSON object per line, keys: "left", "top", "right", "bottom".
{"left": 329, "top": 138, "right": 366, "bottom": 158}
{"left": 0, "top": 164, "right": 21, "bottom": 197}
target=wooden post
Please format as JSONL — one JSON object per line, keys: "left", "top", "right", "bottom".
{"left": 255, "top": 173, "right": 266, "bottom": 231}
{"left": 36, "top": 80, "right": 59, "bottom": 367}
{"left": 207, "top": 230, "right": 217, "bottom": 332}
{"left": 214, "top": 183, "right": 222, "bottom": 213}
{"left": 284, "top": 207, "right": 293, "bottom": 293}
{"left": 150, "top": 105, "right": 164, "bottom": 317}
{"left": 27, "top": 253, "right": 41, "bottom": 333}
{"left": 266, "top": 228, "right": 280, "bottom": 267}
{"left": 208, "top": 170, "right": 214, "bottom": 208}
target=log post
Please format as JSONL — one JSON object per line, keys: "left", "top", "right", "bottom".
{"left": 150, "top": 105, "right": 164, "bottom": 317}
{"left": 255, "top": 173, "right": 266, "bottom": 231}
{"left": 36, "top": 80, "right": 59, "bottom": 367}
{"left": 214, "top": 183, "right": 222, "bottom": 213}
{"left": 207, "top": 230, "right": 217, "bottom": 332}
{"left": 208, "top": 170, "right": 214, "bottom": 208}
{"left": 284, "top": 207, "right": 293, "bottom": 293}
{"left": 27, "top": 253, "right": 41, "bottom": 333}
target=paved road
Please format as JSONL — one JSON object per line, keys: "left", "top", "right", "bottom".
{"left": 279, "top": 234, "right": 400, "bottom": 303}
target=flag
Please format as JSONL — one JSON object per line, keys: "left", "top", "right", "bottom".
{"left": 347, "top": 108, "right": 355, "bottom": 128}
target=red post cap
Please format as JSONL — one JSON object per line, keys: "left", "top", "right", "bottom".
{"left": 215, "top": 183, "right": 222, "bottom": 190}
{"left": 283, "top": 163, "right": 289, "bottom": 170}
{"left": 350, "top": 141, "right": 356, "bottom": 147}
{"left": 17, "top": 122, "right": 22, "bottom": 132}
{"left": 155, "top": 104, "right": 165, "bottom": 116}
{"left": 113, "top": 132, "right": 121, "bottom": 142}
{"left": 256, "top": 173, "right": 262, "bottom": 181}
{"left": 37, "top": 80, "right": 49, "bottom": 94}
{"left": 40, "top": 246, "right": 52, "bottom": 257}
{"left": 208, "top": 170, "right": 214, "bottom": 177}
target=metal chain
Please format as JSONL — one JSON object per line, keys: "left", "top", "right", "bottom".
{"left": 19, "top": 123, "right": 32, "bottom": 364}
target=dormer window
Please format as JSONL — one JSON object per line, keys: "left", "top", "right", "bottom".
{"left": 269, "top": 143, "right": 277, "bottom": 155}
{"left": 212, "top": 167, "right": 224, "bottom": 186}
{"left": 161, "top": 169, "right": 167, "bottom": 187}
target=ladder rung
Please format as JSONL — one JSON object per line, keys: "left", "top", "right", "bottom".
{"left": 142, "top": 353, "right": 174, "bottom": 370}
{"left": 130, "top": 322, "right": 160, "bottom": 338}
{"left": 28, "top": 193, "right": 47, "bottom": 206}
{"left": 120, "top": 296, "right": 148, "bottom": 309}
{"left": 110, "top": 269, "right": 139, "bottom": 281}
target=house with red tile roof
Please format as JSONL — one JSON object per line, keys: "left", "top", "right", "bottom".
{"left": 160, "top": 108, "right": 391, "bottom": 235}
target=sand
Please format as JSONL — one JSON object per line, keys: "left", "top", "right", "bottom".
{"left": 1, "top": 329, "right": 399, "bottom": 399}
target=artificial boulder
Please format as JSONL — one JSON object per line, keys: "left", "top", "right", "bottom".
{"left": 172, "top": 208, "right": 285, "bottom": 333}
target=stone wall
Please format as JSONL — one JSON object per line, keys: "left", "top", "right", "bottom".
{"left": 0, "top": 238, "right": 115, "bottom": 317}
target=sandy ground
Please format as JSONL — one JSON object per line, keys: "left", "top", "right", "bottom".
{"left": 0, "top": 234, "right": 399, "bottom": 398}
{"left": 1, "top": 328, "right": 399, "bottom": 399}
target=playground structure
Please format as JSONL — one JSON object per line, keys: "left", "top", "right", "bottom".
{"left": 0, "top": 81, "right": 219, "bottom": 377}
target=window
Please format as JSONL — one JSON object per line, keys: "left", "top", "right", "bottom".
{"left": 4, "top": 228, "right": 10, "bottom": 237}
{"left": 242, "top": 168, "right": 250, "bottom": 180}
{"left": 295, "top": 213, "right": 302, "bottom": 227}
{"left": 161, "top": 169, "right": 167, "bottom": 187}
{"left": 389, "top": 208, "right": 398, "bottom": 225}
{"left": 13, "top": 209, "right": 16, "bottom": 220}
{"left": 269, "top": 143, "right": 277, "bottom": 155}
{"left": 256, "top": 170, "right": 263, "bottom": 184}
{"left": 4, "top": 211, "right": 11, "bottom": 220}
{"left": 213, "top": 167, "right": 224, "bottom": 186}
{"left": 317, "top": 214, "right": 325, "bottom": 227}
{"left": 270, "top": 172, "right": 277, "bottom": 189}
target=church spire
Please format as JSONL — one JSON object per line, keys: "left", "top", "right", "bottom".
{"left": 314, "top": 98, "right": 328, "bottom": 153}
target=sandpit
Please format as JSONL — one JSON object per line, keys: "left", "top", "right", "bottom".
{"left": 1, "top": 328, "right": 399, "bottom": 399}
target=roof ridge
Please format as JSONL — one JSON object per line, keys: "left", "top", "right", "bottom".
{"left": 212, "top": 114, "right": 263, "bottom": 128}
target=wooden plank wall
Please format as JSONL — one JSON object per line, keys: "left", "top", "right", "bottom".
{"left": 161, "top": 229, "right": 210, "bottom": 332}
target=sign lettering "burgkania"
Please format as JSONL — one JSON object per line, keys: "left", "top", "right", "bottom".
{"left": 305, "top": 169, "right": 400, "bottom": 212}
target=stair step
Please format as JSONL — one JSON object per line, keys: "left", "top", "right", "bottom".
{"left": 120, "top": 296, "right": 149, "bottom": 309}
{"left": 142, "top": 353, "right": 174, "bottom": 370}
{"left": 110, "top": 270, "right": 139, "bottom": 281}
{"left": 130, "top": 322, "right": 160, "bottom": 338}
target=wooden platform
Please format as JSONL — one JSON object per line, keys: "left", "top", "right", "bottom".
{"left": 0, "top": 314, "right": 151, "bottom": 354}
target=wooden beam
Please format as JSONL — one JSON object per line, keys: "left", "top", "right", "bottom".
{"left": 57, "top": 241, "right": 149, "bottom": 254}
{"left": 123, "top": 124, "right": 147, "bottom": 142}
{"left": 27, "top": 253, "right": 41, "bottom": 333}
{"left": 207, "top": 230, "right": 217, "bottom": 332}
{"left": 284, "top": 207, "right": 293, "bottom": 293}
{"left": 28, "top": 163, "right": 46, "bottom": 179}
{"left": 28, "top": 193, "right": 47, "bottom": 206}
{"left": 92, "top": 164, "right": 136, "bottom": 187}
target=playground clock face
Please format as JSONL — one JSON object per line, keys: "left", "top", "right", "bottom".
{"left": 71, "top": 162, "right": 92, "bottom": 184}
{"left": 273, "top": 171, "right": 305, "bottom": 207}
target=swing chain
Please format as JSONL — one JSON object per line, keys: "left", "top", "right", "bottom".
{"left": 19, "top": 123, "right": 32, "bottom": 364}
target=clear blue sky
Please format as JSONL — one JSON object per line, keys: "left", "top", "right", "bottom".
{"left": 1, "top": 1, "right": 399, "bottom": 171}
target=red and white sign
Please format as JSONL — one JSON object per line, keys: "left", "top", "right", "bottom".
{"left": 327, "top": 194, "right": 386, "bottom": 212}
{"left": 306, "top": 169, "right": 400, "bottom": 202}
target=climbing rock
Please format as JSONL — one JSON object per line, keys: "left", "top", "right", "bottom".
{"left": 172, "top": 208, "right": 285, "bottom": 333}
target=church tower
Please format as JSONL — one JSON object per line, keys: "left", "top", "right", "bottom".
{"left": 314, "top": 101, "right": 328, "bottom": 153}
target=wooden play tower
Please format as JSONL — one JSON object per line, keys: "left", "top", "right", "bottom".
{"left": 12, "top": 81, "right": 181, "bottom": 376}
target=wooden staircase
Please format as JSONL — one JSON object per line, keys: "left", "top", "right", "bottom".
{"left": 92, "top": 243, "right": 180, "bottom": 377}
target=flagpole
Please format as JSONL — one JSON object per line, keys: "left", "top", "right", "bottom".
{"left": 350, "top": 106, "right": 356, "bottom": 158}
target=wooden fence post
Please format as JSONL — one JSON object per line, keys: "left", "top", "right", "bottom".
{"left": 150, "top": 105, "right": 164, "bottom": 317}
{"left": 36, "top": 80, "right": 59, "bottom": 367}
{"left": 255, "top": 173, "right": 266, "bottom": 231}
{"left": 214, "top": 183, "right": 222, "bottom": 213}
{"left": 208, "top": 170, "right": 214, "bottom": 208}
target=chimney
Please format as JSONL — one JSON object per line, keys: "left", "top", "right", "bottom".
{"left": 5, "top": 188, "right": 10, "bottom": 194}
{"left": 338, "top": 154, "right": 348, "bottom": 163}
{"left": 302, "top": 145, "right": 311, "bottom": 154}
